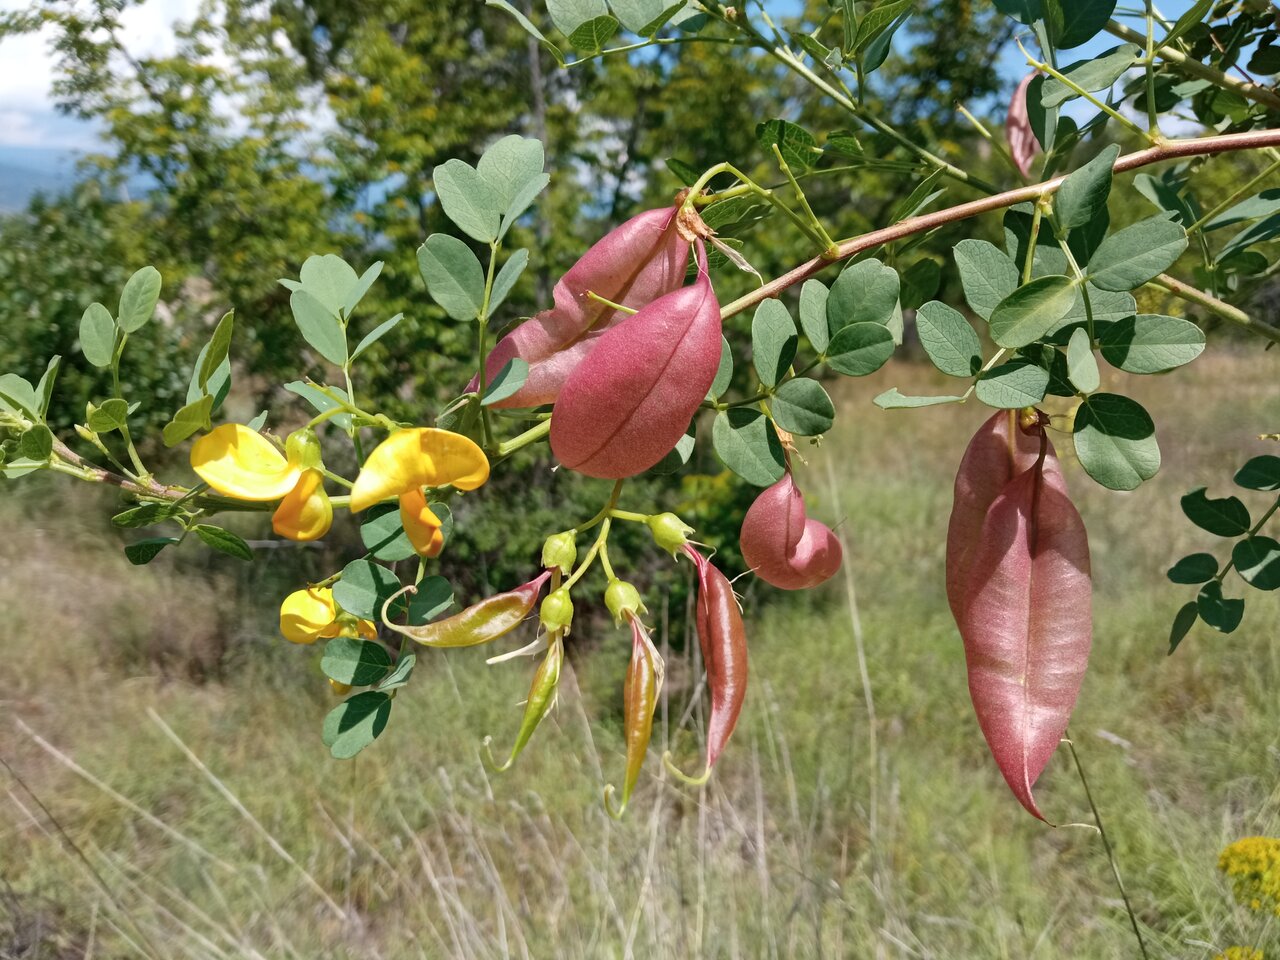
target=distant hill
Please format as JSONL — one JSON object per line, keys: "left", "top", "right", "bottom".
{"left": 0, "top": 147, "right": 79, "bottom": 212}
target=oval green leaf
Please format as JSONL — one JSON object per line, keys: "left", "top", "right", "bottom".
{"left": 1073, "top": 393, "right": 1161, "bottom": 490}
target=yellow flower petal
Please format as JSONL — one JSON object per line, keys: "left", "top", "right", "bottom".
{"left": 399, "top": 488, "right": 445, "bottom": 557}
{"left": 272, "top": 469, "right": 333, "bottom": 541}
{"left": 280, "top": 587, "right": 337, "bottom": 644}
{"left": 191, "top": 424, "right": 301, "bottom": 501}
{"left": 350, "top": 428, "right": 489, "bottom": 511}
{"left": 356, "top": 620, "right": 378, "bottom": 641}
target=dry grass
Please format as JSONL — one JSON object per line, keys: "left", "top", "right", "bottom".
{"left": 1, "top": 349, "right": 1278, "bottom": 959}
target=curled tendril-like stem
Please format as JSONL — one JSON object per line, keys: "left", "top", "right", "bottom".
{"left": 380, "top": 583, "right": 418, "bottom": 636}
{"left": 602, "top": 783, "right": 626, "bottom": 821}
{"left": 661, "top": 750, "right": 711, "bottom": 787}
{"left": 481, "top": 735, "right": 512, "bottom": 773}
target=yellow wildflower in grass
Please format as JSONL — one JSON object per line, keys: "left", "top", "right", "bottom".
{"left": 1219, "top": 836, "right": 1280, "bottom": 915}
{"left": 350, "top": 428, "right": 488, "bottom": 557}
{"left": 191, "top": 424, "right": 332, "bottom": 541}
{"left": 1213, "top": 948, "right": 1263, "bottom": 960}
{"left": 279, "top": 586, "right": 376, "bottom": 645}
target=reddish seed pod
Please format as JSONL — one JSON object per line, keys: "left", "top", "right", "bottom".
{"left": 739, "top": 473, "right": 842, "bottom": 590}
{"left": 683, "top": 544, "right": 748, "bottom": 772}
{"left": 1007, "top": 72, "right": 1039, "bottom": 177}
{"left": 606, "top": 613, "right": 662, "bottom": 817}
{"left": 550, "top": 243, "right": 721, "bottom": 478}
{"left": 945, "top": 410, "right": 1065, "bottom": 625}
{"left": 949, "top": 412, "right": 1092, "bottom": 821}
{"left": 473, "top": 206, "right": 690, "bottom": 408}
{"left": 384, "top": 571, "right": 551, "bottom": 647}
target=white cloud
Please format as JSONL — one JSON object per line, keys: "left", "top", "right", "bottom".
{"left": 0, "top": 0, "right": 201, "bottom": 149}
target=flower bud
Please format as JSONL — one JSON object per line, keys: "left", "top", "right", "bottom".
{"left": 604, "top": 579, "right": 646, "bottom": 626}
{"left": 329, "top": 679, "right": 352, "bottom": 696}
{"left": 75, "top": 424, "right": 97, "bottom": 443}
{"left": 539, "top": 587, "right": 575, "bottom": 634}
{"left": 541, "top": 531, "right": 578, "bottom": 576}
{"left": 648, "top": 513, "right": 694, "bottom": 556}
{"left": 285, "top": 427, "right": 324, "bottom": 470}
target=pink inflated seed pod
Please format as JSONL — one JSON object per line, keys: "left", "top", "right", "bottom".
{"left": 945, "top": 410, "right": 1064, "bottom": 625}
{"left": 739, "top": 473, "right": 842, "bottom": 590}
{"left": 549, "top": 243, "right": 721, "bottom": 479}
{"left": 472, "top": 206, "right": 690, "bottom": 408}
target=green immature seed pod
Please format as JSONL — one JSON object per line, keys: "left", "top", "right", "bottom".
{"left": 604, "top": 579, "right": 646, "bottom": 626}
{"left": 541, "top": 531, "right": 578, "bottom": 575}
{"left": 539, "top": 587, "right": 574, "bottom": 634}
{"left": 647, "top": 513, "right": 695, "bottom": 556}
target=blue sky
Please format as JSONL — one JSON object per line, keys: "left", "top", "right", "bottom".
{"left": 0, "top": 0, "right": 1207, "bottom": 160}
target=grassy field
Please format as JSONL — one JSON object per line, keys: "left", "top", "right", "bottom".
{"left": 2, "top": 350, "right": 1278, "bottom": 959}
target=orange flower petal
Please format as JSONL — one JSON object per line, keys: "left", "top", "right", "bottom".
{"left": 399, "top": 488, "right": 445, "bottom": 557}
{"left": 273, "top": 469, "right": 333, "bottom": 541}
{"left": 350, "top": 428, "right": 489, "bottom": 511}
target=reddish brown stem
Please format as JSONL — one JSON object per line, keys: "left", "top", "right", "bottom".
{"left": 719, "top": 129, "right": 1280, "bottom": 321}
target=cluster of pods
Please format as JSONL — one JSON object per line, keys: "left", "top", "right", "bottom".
{"left": 446, "top": 205, "right": 845, "bottom": 804}
{"left": 441, "top": 206, "right": 1091, "bottom": 817}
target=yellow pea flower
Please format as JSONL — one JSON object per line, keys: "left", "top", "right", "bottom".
{"left": 191, "top": 424, "right": 333, "bottom": 542}
{"left": 279, "top": 586, "right": 377, "bottom": 645}
{"left": 349, "top": 428, "right": 487, "bottom": 558}
{"left": 349, "top": 428, "right": 489, "bottom": 512}
{"left": 279, "top": 586, "right": 344, "bottom": 645}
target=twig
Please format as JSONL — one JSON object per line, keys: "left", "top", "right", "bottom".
{"left": 1105, "top": 19, "right": 1280, "bottom": 112}
{"left": 719, "top": 129, "right": 1280, "bottom": 321}
{"left": 1150, "top": 273, "right": 1280, "bottom": 345}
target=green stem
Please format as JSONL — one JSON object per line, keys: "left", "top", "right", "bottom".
{"left": 110, "top": 334, "right": 148, "bottom": 479}
{"left": 684, "top": 161, "right": 835, "bottom": 251}
{"left": 563, "top": 517, "right": 613, "bottom": 592}
{"left": 307, "top": 404, "right": 349, "bottom": 429}
{"left": 609, "top": 509, "right": 650, "bottom": 523}
{"left": 310, "top": 383, "right": 399, "bottom": 431}
{"left": 770, "top": 143, "right": 838, "bottom": 257}
{"left": 1019, "top": 39, "right": 1152, "bottom": 143}
{"left": 322, "top": 469, "right": 354, "bottom": 490}
{"left": 494, "top": 417, "right": 552, "bottom": 458}
{"left": 570, "top": 480, "right": 624, "bottom": 538}
{"left": 1057, "top": 238, "right": 1095, "bottom": 342}
{"left": 960, "top": 347, "right": 1009, "bottom": 401}
{"left": 745, "top": 26, "right": 996, "bottom": 193}
{"left": 1023, "top": 202, "right": 1044, "bottom": 286}
{"left": 1213, "top": 495, "right": 1280, "bottom": 584}
{"left": 1143, "top": 0, "right": 1160, "bottom": 137}
{"left": 1104, "top": 20, "right": 1280, "bottom": 112}
{"left": 585, "top": 291, "right": 639, "bottom": 315}
{"left": 565, "top": 35, "right": 744, "bottom": 68}
{"left": 1186, "top": 156, "right": 1280, "bottom": 234}
{"left": 1148, "top": 274, "right": 1280, "bottom": 345}
{"left": 1064, "top": 734, "right": 1151, "bottom": 960}
{"left": 476, "top": 241, "right": 501, "bottom": 452}
{"left": 956, "top": 101, "right": 1023, "bottom": 179}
